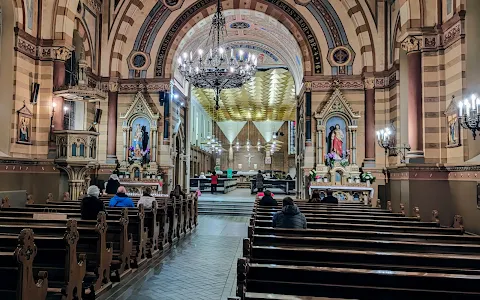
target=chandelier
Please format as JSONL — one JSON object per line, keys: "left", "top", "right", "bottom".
{"left": 458, "top": 94, "right": 480, "bottom": 139}
{"left": 176, "top": 0, "right": 257, "bottom": 110}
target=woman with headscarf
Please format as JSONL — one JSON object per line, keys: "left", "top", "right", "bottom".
{"left": 106, "top": 174, "right": 121, "bottom": 195}
{"left": 81, "top": 185, "right": 106, "bottom": 220}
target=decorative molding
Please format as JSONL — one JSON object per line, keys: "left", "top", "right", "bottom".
{"left": 85, "top": 0, "right": 102, "bottom": 14}
{"left": 363, "top": 78, "right": 375, "bottom": 90}
{"left": 401, "top": 36, "right": 421, "bottom": 53}
{"left": 314, "top": 87, "right": 360, "bottom": 126}
{"left": 327, "top": 45, "right": 355, "bottom": 67}
{"left": 119, "top": 82, "right": 170, "bottom": 93}
{"left": 108, "top": 81, "right": 119, "bottom": 93}
{"left": 162, "top": 0, "right": 184, "bottom": 11}
{"left": 16, "top": 37, "right": 36, "bottom": 57}
{"left": 443, "top": 21, "right": 463, "bottom": 47}
{"left": 54, "top": 47, "right": 72, "bottom": 61}
{"left": 121, "top": 91, "right": 161, "bottom": 123}
{"left": 311, "top": 79, "right": 364, "bottom": 91}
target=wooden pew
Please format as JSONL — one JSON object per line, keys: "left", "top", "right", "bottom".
{"left": 0, "top": 229, "right": 49, "bottom": 300}
{"left": 237, "top": 259, "right": 480, "bottom": 299}
{"left": 0, "top": 212, "right": 113, "bottom": 296}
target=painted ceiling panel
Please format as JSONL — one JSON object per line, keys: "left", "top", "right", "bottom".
{"left": 192, "top": 69, "right": 296, "bottom": 121}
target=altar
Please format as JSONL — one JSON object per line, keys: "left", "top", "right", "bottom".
{"left": 309, "top": 182, "right": 373, "bottom": 205}
{"left": 119, "top": 180, "right": 163, "bottom": 195}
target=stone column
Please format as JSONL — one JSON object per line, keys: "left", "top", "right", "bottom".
{"left": 52, "top": 47, "right": 72, "bottom": 131}
{"left": 401, "top": 36, "right": 424, "bottom": 162}
{"left": 364, "top": 77, "right": 376, "bottom": 167}
{"left": 316, "top": 128, "right": 322, "bottom": 165}
{"left": 107, "top": 81, "right": 119, "bottom": 164}
{"left": 184, "top": 90, "right": 191, "bottom": 192}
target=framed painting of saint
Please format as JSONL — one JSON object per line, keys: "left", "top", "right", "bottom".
{"left": 445, "top": 97, "right": 461, "bottom": 148}
{"left": 16, "top": 103, "right": 33, "bottom": 145}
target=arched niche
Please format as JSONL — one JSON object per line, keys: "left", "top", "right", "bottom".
{"left": 120, "top": 91, "right": 161, "bottom": 167}
{"left": 315, "top": 87, "right": 360, "bottom": 166}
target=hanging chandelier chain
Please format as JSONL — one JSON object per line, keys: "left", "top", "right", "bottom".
{"left": 177, "top": 0, "right": 257, "bottom": 110}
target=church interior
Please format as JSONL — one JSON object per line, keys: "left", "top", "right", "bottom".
{"left": 2, "top": 0, "right": 480, "bottom": 299}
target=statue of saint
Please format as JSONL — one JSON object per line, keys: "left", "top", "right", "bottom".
{"left": 133, "top": 124, "right": 143, "bottom": 149}
{"left": 19, "top": 117, "right": 29, "bottom": 142}
{"left": 330, "top": 124, "right": 344, "bottom": 158}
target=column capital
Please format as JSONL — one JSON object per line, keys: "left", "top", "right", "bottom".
{"left": 108, "top": 81, "right": 119, "bottom": 92}
{"left": 363, "top": 77, "right": 375, "bottom": 90}
{"left": 54, "top": 47, "right": 72, "bottom": 61}
{"left": 401, "top": 36, "right": 421, "bottom": 53}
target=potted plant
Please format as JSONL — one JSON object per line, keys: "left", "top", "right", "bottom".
{"left": 360, "top": 172, "right": 376, "bottom": 186}
{"left": 354, "top": 176, "right": 360, "bottom": 183}
{"left": 315, "top": 175, "right": 321, "bottom": 182}
{"left": 309, "top": 169, "right": 317, "bottom": 182}
{"left": 347, "top": 177, "right": 353, "bottom": 183}
{"left": 323, "top": 175, "right": 329, "bottom": 182}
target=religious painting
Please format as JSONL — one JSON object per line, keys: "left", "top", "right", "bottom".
{"left": 130, "top": 117, "right": 150, "bottom": 161}
{"left": 326, "top": 116, "right": 347, "bottom": 160}
{"left": 445, "top": 97, "right": 461, "bottom": 148}
{"left": 16, "top": 104, "right": 33, "bottom": 145}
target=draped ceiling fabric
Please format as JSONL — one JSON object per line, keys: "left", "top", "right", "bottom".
{"left": 253, "top": 121, "right": 285, "bottom": 142}
{"left": 192, "top": 69, "right": 296, "bottom": 121}
{"left": 217, "top": 121, "right": 247, "bottom": 144}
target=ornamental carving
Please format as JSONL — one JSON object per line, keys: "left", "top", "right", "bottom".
{"left": 401, "top": 36, "right": 421, "bottom": 53}
{"left": 65, "top": 219, "right": 80, "bottom": 245}
{"left": 444, "top": 22, "right": 462, "bottom": 47}
{"left": 17, "top": 38, "right": 36, "bottom": 56}
{"left": 54, "top": 47, "right": 72, "bottom": 61}
{"left": 15, "top": 228, "right": 37, "bottom": 262}
{"left": 364, "top": 78, "right": 375, "bottom": 90}
{"left": 108, "top": 81, "right": 119, "bottom": 92}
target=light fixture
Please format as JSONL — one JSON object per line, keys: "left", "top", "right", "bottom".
{"left": 176, "top": 0, "right": 257, "bottom": 110}
{"left": 458, "top": 94, "right": 480, "bottom": 138}
{"left": 376, "top": 126, "right": 410, "bottom": 163}
{"left": 64, "top": 106, "right": 69, "bottom": 112}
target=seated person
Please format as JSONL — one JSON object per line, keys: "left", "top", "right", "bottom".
{"left": 109, "top": 186, "right": 135, "bottom": 208}
{"left": 259, "top": 190, "right": 278, "bottom": 206}
{"left": 199, "top": 172, "right": 206, "bottom": 179}
{"left": 309, "top": 189, "right": 321, "bottom": 203}
{"left": 321, "top": 189, "right": 339, "bottom": 204}
{"left": 285, "top": 174, "right": 293, "bottom": 180}
{"left": 106, "top": 174, "right": 121, "bottom": 195}
{"left": 137, "top": 187, "right": 156, "bottom": 209}
{"left": 272, "top": 197, "right": 307, "bottom": 229}
{"left": 170, "top": 185, "right": 186, "bottom": 199}
{"left": 81, "top": 185, "right": 106, "bottom": 220}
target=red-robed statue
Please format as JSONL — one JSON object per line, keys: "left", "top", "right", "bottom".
{"left": 330, "top": 124, "right": 344, "bottom": 158}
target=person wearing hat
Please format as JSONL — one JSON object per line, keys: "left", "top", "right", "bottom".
{"left": 272, "top": 197, "right": 307, "bottom": 229}
{"left": 81, "top": 185, "right": 106, "bottom": 220}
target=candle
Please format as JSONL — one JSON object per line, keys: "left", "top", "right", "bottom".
{"left": 458, "top": 102, "right": 463, "bottom": 116}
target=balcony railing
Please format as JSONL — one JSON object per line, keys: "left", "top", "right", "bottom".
{"left": 54, "top": 130, "right": 100, "bottom": 164}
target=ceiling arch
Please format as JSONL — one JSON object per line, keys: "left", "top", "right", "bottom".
{"left": 172, "top": 9, "right": 304, "bottom": 91}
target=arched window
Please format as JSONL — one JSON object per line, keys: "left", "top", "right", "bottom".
{"left": 72, "top": 143, "right": 77, "bottom": 156}
{"left": 79, "top": 143, "right": 85, "bottom": 157}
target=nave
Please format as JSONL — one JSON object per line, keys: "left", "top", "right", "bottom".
{"left": 105, "top": 216, "right": 248, "bottom": 300}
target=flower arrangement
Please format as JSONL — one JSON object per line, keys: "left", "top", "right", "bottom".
{"left": 360, "top": 172, "right": 376, "bottom": 183}
{"left": 309, "top": 169, "right": 317, "bottom": 181}
{"left": 324, "top": 153, "right": 336, "bottom": 167}
{"left": 339, "top": 158, "right": 350, "bottom": 167}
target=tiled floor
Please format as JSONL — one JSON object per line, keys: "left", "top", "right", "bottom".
{"left": 112, "top": 215, "right": 249, "bottom": 300}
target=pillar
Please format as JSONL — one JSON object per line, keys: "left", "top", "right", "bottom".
{"left": 364, "top": 77, "right": 376, "bottom": 167}
{"left": 401, "top": 36, "right": 424, "bottom": 162}
{"left": 107, "top": 81, "right": 119, "bottom": 163}
{"left": 52, "top": 47, "right": 71, "bottom": 131}
{"left": 305, "top": 91, "right": 312, "bottom": 145}
{"left": 184, "top": 89, "right": 191, "bottom": 192}
{"left": 316, "top": 128, "right": 322, "bottom": 165}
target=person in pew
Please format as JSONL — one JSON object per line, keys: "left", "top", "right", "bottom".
{"left": 259, "top": 190, "right": 278, "bottom": 206}
{"left": 62, "top": 191, "right": 70, "bottom": 201}
{"left": 309, "top": 189, "right": 321, "bottom": 203}
{"left": 170, "top": 184, "right": 186, "bottom": 199}
{"left": 81, "top": 185, "right": 106, "bottom": 220}
{"left": 320, "top": 189, "right": 339, "bottom": 204}
{"left": 199, "top": 172, "right": 206, "bottom": 179}
{"left": 106, "top": 174, "right": 121, "bottom": 195}
{"left": 109, "top": 186, "right": 135, "bottom": 208}
{"left": 272, "top": 197, "right": 307, "bottom": 229}
{"left": 137, "top": 187, "right": 156, "bottom": 209}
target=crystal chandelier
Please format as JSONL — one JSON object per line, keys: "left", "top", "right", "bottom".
{"left": 458, "top": 94, "right": 480, "bottom": 138}
{"left": 176, "top": 0, "right": 257, "bottom": 110}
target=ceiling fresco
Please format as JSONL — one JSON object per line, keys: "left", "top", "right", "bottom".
{"left": 192, "top": 68, "right": 296, "bottom": 121}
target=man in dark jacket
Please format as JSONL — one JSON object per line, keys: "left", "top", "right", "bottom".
{"left": 109, "top": 186, "right": 135, "bottom": 208}
{"left": 321, "top": 189, "right": 339, "bottom": 204}
{"left": 259, "top": 190, "right": 278, "bottom": 206}
{"left": 272, "top": 197, "right": 307, "bottom": 229}
{"left": 81, "top": 185, "right": 106, "bottom": 220}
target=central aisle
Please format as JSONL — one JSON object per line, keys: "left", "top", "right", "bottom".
{"left": 110, "top": 215, "right": 249, "bottom": 300}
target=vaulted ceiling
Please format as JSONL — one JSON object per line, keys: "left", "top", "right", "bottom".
{"left": 177, "top": 9, "right": 300, "bottom": 121}
{"left": 193, "top": 68, "right": 296, "bottom": 121}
